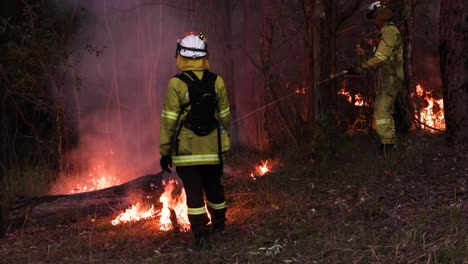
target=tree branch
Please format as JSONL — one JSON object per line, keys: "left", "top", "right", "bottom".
{"left": 336, "top": 0, "right": 365, "bottom": 29}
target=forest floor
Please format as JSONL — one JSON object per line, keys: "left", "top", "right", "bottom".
{"left": 0, "top": 133, "right": 467, "bottom": 264}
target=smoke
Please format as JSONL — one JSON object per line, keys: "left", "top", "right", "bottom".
{"left": 54, "top": 0, "right": 195, "bottom": 189}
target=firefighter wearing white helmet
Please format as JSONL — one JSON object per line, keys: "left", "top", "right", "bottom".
{"left": 366, "top": 1, "right": 382, "bottom": 19}
{"left": 160, "top": 32, "right": 231, "bottom": 250}
{"left": 347, "top": 2, "right": 403, "bottom": 156}
{"left": 175, "top": 32, "right": 208, "bottom": 58}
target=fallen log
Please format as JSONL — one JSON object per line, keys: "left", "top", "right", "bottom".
{"left": 9, "top": 172, "right": 167, "bottom": 226}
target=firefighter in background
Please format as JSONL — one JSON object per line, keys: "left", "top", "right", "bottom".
{"left": 347, "top": 1, "right": 404, "bottom": 155}
{"left": 159, "top": 32, "right": 231, "bottom": 249}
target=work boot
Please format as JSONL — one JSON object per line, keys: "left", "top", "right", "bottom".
{"left": 211, "top": 223, "right": 225, "bottom": 234}
{"left": 193, "top": 230, "right": 211, "bottom": 251}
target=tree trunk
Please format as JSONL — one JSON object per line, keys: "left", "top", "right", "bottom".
{"left": 439, "top": 0, "right": 468, "bottom": 145}
{"left": 393, "top": 0, "right": 415, "bottom": 133}
{"left": 303, "top": 0, "right": 363, "bottom": 121}
{"left": 301, "top": 0, "right": 362, "bottom": 160}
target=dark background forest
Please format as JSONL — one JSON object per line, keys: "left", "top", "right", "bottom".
{"left": 0, "top": 0, "right": 467, "bottom": 263}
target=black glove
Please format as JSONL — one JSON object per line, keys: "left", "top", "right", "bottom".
{"left": 345, "top": 67, "right": 357, "bottom": 75}
{"left": 160, "top": 155, "right": 172, "bottom": 173}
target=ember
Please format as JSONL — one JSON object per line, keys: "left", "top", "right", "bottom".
{"left": 295, "top": 87, "right": 306, "bottom": 94}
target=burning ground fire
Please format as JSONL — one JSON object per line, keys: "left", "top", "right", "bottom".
{"left": 337, "top": 80, "right": 445, "bottom": 133}
{"left": 54, "top": 159, "right": 274, "bottom": 230}
{"left": 112, "top": 178, "right": 190, "bottom": 231}
{"left": 113, "top": 160, "right": 273, "bottom": 228}
{"left": 112, "top": 160, "right": 273, "bottom": 227}
{"left": 337, "top": 80, "right": 367, "bottom": 107}
{"left": 250, "top": 160, "right": 272, "bottom": 180}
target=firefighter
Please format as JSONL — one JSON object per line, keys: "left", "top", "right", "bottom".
{"left": 159, "top": 32, "right": 231, "bottom": 250}
{"left": 347, "top": 1, "right": 404, "bottom": 155}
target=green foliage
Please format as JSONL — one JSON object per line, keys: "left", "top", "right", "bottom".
{"left": 0, "top": 1, "right": 80, "bottom": 234}
{"left": 2, "top": 166, "right": 54, "bottom": 197}
{"left": 0, "top": 0, "right": 79, "bottom": 171}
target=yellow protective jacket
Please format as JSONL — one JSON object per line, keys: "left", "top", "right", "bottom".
{"left": 160, "top": 56, "right": 231, "bottom": 166}
{"left": 357, "top": 22, "right": 404, "bottom": 80}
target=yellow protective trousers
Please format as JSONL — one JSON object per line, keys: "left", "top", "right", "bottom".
{"left": 374, "top": 75, "right": 400, "bottom": 144}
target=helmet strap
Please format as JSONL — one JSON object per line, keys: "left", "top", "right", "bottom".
{"left": 175, "top": 43, "right": 208, "bottom": 58}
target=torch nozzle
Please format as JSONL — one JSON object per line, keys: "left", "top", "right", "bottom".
{"left": 329, "top": 70, "right": 348, "bottom": 80}
{"left": 318, "top": 70, "right": 349, "bottom": 85}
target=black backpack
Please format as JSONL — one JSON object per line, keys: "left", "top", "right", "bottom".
{"left": 176, "top": 70, "right": 219, "bottom": 136}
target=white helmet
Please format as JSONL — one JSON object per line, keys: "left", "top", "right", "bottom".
{"left": 367, "top": 1, "right": 382, "bottom": 19}
{"left": 175, "top": 32, "right": 208, "bottom": 58}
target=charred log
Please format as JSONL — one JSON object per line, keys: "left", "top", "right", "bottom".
{"left": 8, "top": 173, "right": 165, "bottom": 226}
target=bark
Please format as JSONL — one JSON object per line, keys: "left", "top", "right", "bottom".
{"left": 439, "top": 0, "right": 468, "bottom": 145}
{"left": 8, "top": 173, "right": 165, "bottom": 225}
{"left": 393, "top": 0, "right": 415, "bottom": 132}
{"left": 302, "top": 0, "right": 315, "bottom": 121}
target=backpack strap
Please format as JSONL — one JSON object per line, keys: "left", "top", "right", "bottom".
{"left": 176, "top": 71, "right": 195, "bottom": 110}
{"left": 201, "top": 70, "right": 217, "bottom": 84}
{"left": 177, "top": 70, "right": 218, "bottom": 109}
{"left": 183, "top": 70, "right": 200, "bottom": 83}
{"left": 201, "top": 70, "right": 218, "bottom": 108}
{"left": 169, "top": 71, "right": 197, "bottom": 155}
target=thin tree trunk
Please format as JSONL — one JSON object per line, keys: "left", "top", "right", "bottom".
{"left": 391, "top": 0, "right": 415, "bottom": 133}
{"left": 306, "top": 0, "right": 363, "bottom": 120}
{"left": 260, "top": 1, "right": 298, "bottom": 151}
{"left": 301, "top": 0, "right": 315, "bottom": 121}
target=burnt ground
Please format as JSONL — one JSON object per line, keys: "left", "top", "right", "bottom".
{"left": 0, "top": 133, "right": 467, "bottom": 264}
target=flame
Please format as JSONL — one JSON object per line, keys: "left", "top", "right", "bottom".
{"left": 295, "top": 87, "right": 306, "bottom": 94}
{"left": 111, "top": 202, "right": 156, "bottom": 226}
{"left": 337, "top": 80, "right": 445, "bottom": 133}
{"left": 413, "top": 83, "right": 445, "bottom": 132}
{"left": 354, "top": 94, "right": 365, "bottom": 106}
{"left": 111, "top": 178, "right": 190, "bottom": 231}
{"left": 416, "top": 83, "right": 424, "bottom": 97}
{"left": 158, "top": 179, "right": 190, "bottom": 231}
{"left": 337, "top": 80, "right": 367, "bottom": 106}
{"left": 258, "top": 160, "right": 270, "bottom": 175}
{"left": 337, "top": 87, "right": 353, "bottom": 103}
{"left": 250, "top": 160, "right": 272, "bottom": 179}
